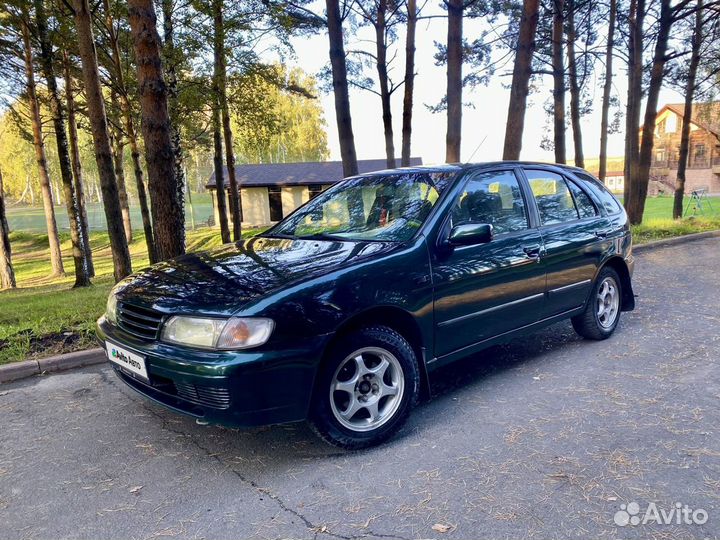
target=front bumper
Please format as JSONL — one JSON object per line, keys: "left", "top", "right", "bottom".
{"left": 97, "top": 317, "right": 329, "bottom": 427}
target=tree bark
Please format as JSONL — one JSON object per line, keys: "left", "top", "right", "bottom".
{"left": 375, "top": 0, "right": 396, "bottom": 168}
{"left": 72, "top": 0, "right": 133, "bottom": 282}
{"left": 673, "top": 0, "right": 703, "bottom": 219}
{"left": 552, "top": 0, "right": 566, "bottom": 164}
{"left": 598, "top": 0, "right": 616, "bottom": 182}
{"left": 401, "top": 0, "right": 417, "bottom": 166}
{"left": 63, "top": 50, "right": 94, "bottom": 277}
{"left": 623, "top": 0, "right": 644, "bottom": 205}
{"left": 20, "top": 16, "right": 64, "bottom": 277}
{"left": 212, "top": 94, "right": 231, "bottom": 243}
{"left": 213, "top": 0, "right": 242, "bottom": 240}
{"left": 34, "top": 0, "right": 91, "bottom": 287}
{"left": 160, "top": 0, "right": 187, "bottom": 239}
{"left": 326, "top": 0, "right": 359, "bottom": 177}
{"left": 503, "top": 0, "right": 540, "bottom": 160}
{"left": 445, "top": 0, "right": 463, "bottom": 162}
{"left": 0, "top": 167, "right": 16, "bottom": 289}
{"left": 103, "top": 0, "right": 157, "bottom": 262}
{"left": 109, "top": 95, "right": 133, "bottom": 243}
{"left": 629, "top": 0, "right": 672, "bottom": 225}
{"left": 566, "top": 0, "right": 584, "bottom": 168}
{"left": 128, "top": 0, "right": 186, "bottom": 260}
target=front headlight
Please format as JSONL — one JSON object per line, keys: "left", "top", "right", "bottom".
{"left": 106, "top": 292, "right": 118, "bottom": 325}
{"left": 160, "top": 316, "right": 274, "bottom": 350}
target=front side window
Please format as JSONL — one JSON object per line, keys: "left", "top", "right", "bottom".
{"left": 526, "top": 170, "right": 579, "bottom": 225}
{"left": 451, "top": 170, "right": 528, "bottom": 235}
{"left": 269, "top": 172, "right": 455, "bottom": 242}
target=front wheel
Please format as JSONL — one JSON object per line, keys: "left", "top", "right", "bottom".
{"left": 572, "top": 267, "right": 622, "bottom": 340}
{"left": 309, "top": 326, "right": 420, "bottom": 449}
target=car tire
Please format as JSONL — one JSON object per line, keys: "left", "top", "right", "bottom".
{"left": 309, "top": 325, "right": 420, "bottom": 450}
{"left": 572, "top": 266, "right": 622, "bottom": 340}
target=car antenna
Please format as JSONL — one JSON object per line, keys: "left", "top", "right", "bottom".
{"left": 467, "top": 135, "right": 488, "bottom": 162}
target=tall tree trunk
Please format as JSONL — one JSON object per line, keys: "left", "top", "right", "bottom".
{"left": 629, "top": 0, "right": 672, "bottom": 225}
{"left": 73, "top": 0, "right": 133, "bottom": 282}
{"left": 326, "top": 0, "right": 358, "bottom": 177}
{"left": 598, "top": 0, "right": 616, "bottom": 182}
{"left": 445, "top": 0, "right": 463, "bottom": 162}
{"left": 375, "top": 0, "right": 396, "bottom": 168}
{"left": 623, "top": 0, "right": 644, "bottom": 205}
{"left": 212, "top": 95, "right": 231, "bottom": 243}
{"left": 160, "top": 0, "right": 187, "bottom": 239}
{"left": 63, "top": 50, "right": 94, "bottom": 277}
{"left": 20, "top": 16, "right": 63, "bottom": 277}
{"left": 213, "top": 0, "right": 242, "bottom": 240}
{"left": 566, "top": 0, "right": 584, "bottom": 168}
{"left": 128, "top": 0, "right": 186, "bottom": 260}
{"left": 109, "top": 103, "right": 133, "bottom": 243}
{"left": 503, "top": 0, "right": 540, "bottom": 160}
{"left": 401, "top": 0, "right": 417, "bottom": 166}
{"left": 103, "top": 0, "right": 157, "bottom": 262}
{"left": 552, "top": 0, "right": 566, "bottom": 164}
{"left": 673, "top": 0, "right": 703, "bottom": 219}
{"left": 0, "top": 167, "right": 16, "bottom": 289}
{"left": 34, "top": 0, "right": 91, "bottom": 287}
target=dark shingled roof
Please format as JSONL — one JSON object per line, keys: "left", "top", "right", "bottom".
{"left": 205, "top": 158, "right": 423, "bottom": 189}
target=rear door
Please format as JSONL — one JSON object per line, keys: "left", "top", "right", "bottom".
{"left": 432, "top": 168, "right": 546, "bottom": 357}
{"left": 522, "top": 168, "right": 607, "bottom": 317}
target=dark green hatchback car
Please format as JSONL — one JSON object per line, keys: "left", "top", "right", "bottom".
{"left": 97, "top": 162, "right": 635, "bottom": 448}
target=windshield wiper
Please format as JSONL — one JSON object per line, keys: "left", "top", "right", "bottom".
{"left": 259, "top": 232, "right": 297, "bottom": 240}
{"left": 297, "top": 232, "right": 349, "bottom": 241}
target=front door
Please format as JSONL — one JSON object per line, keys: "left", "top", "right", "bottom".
{"left": 432, "top": 169, "right": 547, "bottom": 358}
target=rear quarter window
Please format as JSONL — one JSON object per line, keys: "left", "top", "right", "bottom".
{"left": 572, "top": 171, "right": 623, "bottom": 215}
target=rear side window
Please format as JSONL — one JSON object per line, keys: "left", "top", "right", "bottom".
{"left": 573, "top": 171, "right": 623, "bottom": 215}
{"left": 565, "top": 179, "right": 598, "bottom": 219}
{"left": 525, "top": 170, "right": 579, "bottom": 225}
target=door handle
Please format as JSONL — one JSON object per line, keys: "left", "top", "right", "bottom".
{"left": 523, "top": 245, "right": 542, "bottom": 260}
{"left": 595, "top": 230, "right": 612, "bottom": 239}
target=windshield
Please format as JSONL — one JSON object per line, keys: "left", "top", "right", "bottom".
{"left": 267, "top": 171, "right": 455, "bottom": 242}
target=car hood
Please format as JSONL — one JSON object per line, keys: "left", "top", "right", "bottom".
{"left": 114, "top": 236, "right": 399, "bottom": 316}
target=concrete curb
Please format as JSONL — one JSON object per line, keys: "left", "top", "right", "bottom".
{"left": 0, "top": 348, "right": 105, "bottom": 384}
{"left": 633, "top": 229, "right": 720, "bottom": 253}
{"left": 1, "top": 229, "right": 718, "bottom": 385}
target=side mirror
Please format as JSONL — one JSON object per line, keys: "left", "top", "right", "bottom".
{"left": 448, "top": 223, "right": 493, "bottom": 246}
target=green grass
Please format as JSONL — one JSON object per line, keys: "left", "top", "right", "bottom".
{"left": 623, "top": 195, "right": 720, "bottom": 244}
{"left": 0, "top": 225, "right": 264, "bottom": 365}
{"left": 5, "top": 192, "right": 214, "bottom": 233}
{"left": 1, "top": 194, "right": 719, "bottom": 366}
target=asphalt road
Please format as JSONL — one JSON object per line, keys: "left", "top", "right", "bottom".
{"left": 2, "top": 238, "right": 719, "bottom": 540}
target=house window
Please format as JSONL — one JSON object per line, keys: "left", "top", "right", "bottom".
{"left": 695, "top": 144, "right": 706, "bottom": 159}
{"left": 308, "top": 184, "right": 323, "bottom": 199}
{"left": 268, "top": 187, "right": 283, "bottom": 221}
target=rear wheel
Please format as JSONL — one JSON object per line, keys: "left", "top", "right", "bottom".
{"left": 572, "top": 267, "right": 622, "bottom": 340}
{"left": 309, "top": 326, "right": 420, "bottom": 449}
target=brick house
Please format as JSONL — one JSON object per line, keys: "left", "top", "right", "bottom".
{"left": 648, "top": 102, "right": 720, "bottom": 194}
{"left": 585, "top": 102, "right": 720, "bottom": 195}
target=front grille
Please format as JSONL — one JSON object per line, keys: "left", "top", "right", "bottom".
{"left": 117, "top": 302, "right": 163, "bottom": 340}
{"left": 174, "top": 381, "right": 231, "bottom": 409}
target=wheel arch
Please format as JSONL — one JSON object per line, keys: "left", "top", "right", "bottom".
{"left": 598, "top": 256, "right": 635, "bottom": 311}
{"left": 315, "top": 306, "right": 431, "bottom": 401}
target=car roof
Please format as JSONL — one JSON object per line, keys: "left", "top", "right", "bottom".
{"left": 349, "top": 161, "right": 595, "bottom": 178}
